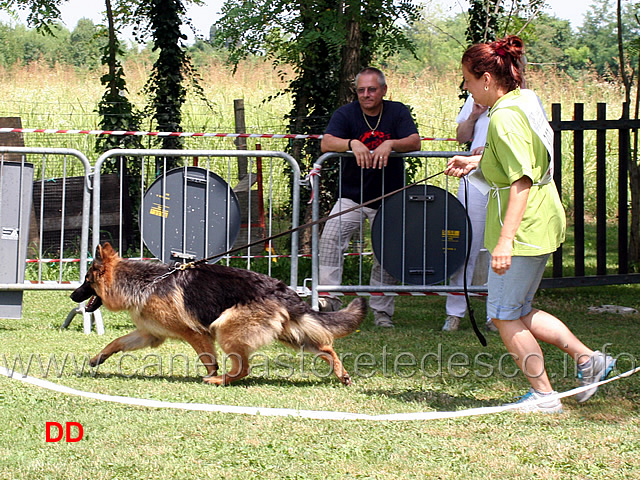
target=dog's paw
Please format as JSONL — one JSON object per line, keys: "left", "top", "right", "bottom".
{"left": 203, "top": 374, "right": 226, "bottom": 386}
{"left": 341, "top": 373, "right": 352, "bottom": 386}
{"left": 89, "top": 354, "right": 106, "bottom": 367}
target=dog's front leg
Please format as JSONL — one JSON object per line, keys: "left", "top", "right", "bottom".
{"left": 90, "top": 330, "right": 165, "bottom": 367}
{"left": 181, "top": 331, "right": 219, "bottom": 377}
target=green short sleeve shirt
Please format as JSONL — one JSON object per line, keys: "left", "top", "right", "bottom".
{"left": 480, "top": 89, "right": 566, "bottom": 256}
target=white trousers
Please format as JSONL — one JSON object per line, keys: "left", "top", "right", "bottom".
{"left": 446, "top": 178, "right": 489, "bottom": 318}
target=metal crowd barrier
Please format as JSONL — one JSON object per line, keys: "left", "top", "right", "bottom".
{"left": 0, "top": 147, "right": 303, "bottom": 333}
{"left": 309, "top": 151, "right": 483, "bottom": 309}
{"left": 1, "top": 146, "right": 483, "bottom": 332}
{"left": 0, "top": 147, "right": 96, "bottom": 331}
{"left": 92, "top": 149, "right": 302, "bottom": 288}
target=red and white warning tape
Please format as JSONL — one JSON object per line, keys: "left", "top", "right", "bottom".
{"left": 0, "top": 127, "right": 321, "bottom": 139}
{"left": 0, "top": 127, "right": 457, "bottom": 142}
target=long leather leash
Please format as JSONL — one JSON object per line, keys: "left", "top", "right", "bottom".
{"left": 176, "top": 169, "right": 447, "bottom": 269}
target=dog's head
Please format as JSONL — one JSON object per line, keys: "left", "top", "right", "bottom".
{"left": 70, "top": 243, "right": 119, "bottom": 312}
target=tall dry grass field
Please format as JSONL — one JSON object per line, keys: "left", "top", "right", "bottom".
{"left": 0, "top": 58, "right": 629, "bottom": 215}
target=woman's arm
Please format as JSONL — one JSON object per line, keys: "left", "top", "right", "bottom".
{"left": 491, "top": 175, "right": 532, "bottom": 274}
{"left": 444, "top": 154, "right": 482, "bottom": 177}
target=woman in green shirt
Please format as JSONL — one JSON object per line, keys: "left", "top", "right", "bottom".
{"left": 445, "top": 35, "right": 615, "bottom": 413}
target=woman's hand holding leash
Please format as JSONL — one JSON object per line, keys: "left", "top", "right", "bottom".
{"left": 444, "top": 154, "right": 481, "bottom": 177}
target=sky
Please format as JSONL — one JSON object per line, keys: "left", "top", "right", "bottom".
{"left": 1, "top": 0, "right": 594, "bottom": 42}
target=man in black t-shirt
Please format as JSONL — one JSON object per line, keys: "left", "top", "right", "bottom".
{"left": 318, "top": 67, "right": 421, "bottom": 328}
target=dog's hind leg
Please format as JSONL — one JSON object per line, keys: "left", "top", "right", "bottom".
{"left": 202, "top": 346, "right": 250, "bottom": 386}
{"left": 202, "top": 352, "right": 249, "bottom": 386}
{"left": 181, "top": 331, "right": 219, "bottom": 377}
{"left": 309, "top": 344, "right": 352, "bottom": 386}
{"left": 90, "top": 330, "right": 165, "bottom": 367}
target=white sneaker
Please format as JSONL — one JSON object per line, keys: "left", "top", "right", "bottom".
{"left": 506, "top": 388, "right": 564, "bottom": 414}
{"left": 575, "top": 350, "right": 616, "bottom": 403}
{"left": 442, "top": 315, "right": 461, "bottom": 331}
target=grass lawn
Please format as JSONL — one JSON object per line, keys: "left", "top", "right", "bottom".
{"left": 1, "top": 285, "right": 639, "bottom": 479}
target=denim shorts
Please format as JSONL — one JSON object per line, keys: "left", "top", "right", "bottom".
{"left": 486, "top": 254, "right": 550, "bottom": 321}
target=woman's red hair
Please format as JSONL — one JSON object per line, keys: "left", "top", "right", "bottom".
{"left": 462, "top": 35, "right": 525, "bottom": 92}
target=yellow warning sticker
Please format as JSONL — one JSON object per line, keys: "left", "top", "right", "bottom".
{"left": 150, "top": 203, "right": 169, "bottom": 218}
{"left": 441, "top": 229, "right": 461, "bottom": 242}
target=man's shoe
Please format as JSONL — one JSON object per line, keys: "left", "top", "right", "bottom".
{"left": 575, "top": 350, "right": 616, "bottom": 403}
{"left": 318, "top": 297, "right": 342, "bottom": 312}
{"left": 442, "top": 315, "right": 461, "bottom": 331}
{"left": 374, "top": 312, "right": 394, "bottom": 328}
{"left": 485, "top": 319, "right": 498, "bottom": 332}
{"left": 506, "top": 388, "right": 563, "bottom": 414}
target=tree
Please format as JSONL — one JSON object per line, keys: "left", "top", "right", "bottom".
{"left": 387, "top": 6, "right": 469, "bottom": 75}
{"left": 459, "top": 1, "right": 546, "bottom": 102}
{"left": 578, "top": 0, "right": 620, "bottom": 77}
{"left": 68, "top": 18, "right": 105, "bottom": 69}
{"left": 213, "top": 0, "right": 419, "bottom": 219}
{"left": 465, "top": 0, "right": 547, "bottom": 45}
{"left": 617, "top": 0, "right": 640, "bottom": 270}
{"left": 577, "top": 0, "right": 640, "bottom": 77}
{"left": 0, "top": 0, "right": 65, "bottom": 35}
{"left": 521, "top": 14, "right": 575, "bottom": 70}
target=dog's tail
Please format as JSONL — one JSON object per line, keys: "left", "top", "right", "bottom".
{"left": 313, "top": 298, "right": 367, "bottom": 338}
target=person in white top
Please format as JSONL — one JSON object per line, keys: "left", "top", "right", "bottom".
{"left": 441, "top": 94, "right": 496, "bottom": 332}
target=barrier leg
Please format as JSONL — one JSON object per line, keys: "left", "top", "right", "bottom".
{"left": 61, "top": 305, "right": 104, "bottom": 335}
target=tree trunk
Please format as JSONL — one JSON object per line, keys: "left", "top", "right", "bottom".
{"left": 338, "top": 17, "right": 361, "bottom": 106}
{"left": 629, "top": 159, "right": 640, "bottom": 270}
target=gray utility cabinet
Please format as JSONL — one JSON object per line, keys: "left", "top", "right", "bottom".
{"left": 0, "top": 161, "right": 34, "bottom": 319}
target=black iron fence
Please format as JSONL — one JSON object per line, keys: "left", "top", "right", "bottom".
{"left": 544, "top": 102, "right": 640, "bottom": 288}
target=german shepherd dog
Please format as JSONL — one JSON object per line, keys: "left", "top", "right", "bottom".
{"left": 70, "top": 243, "right": 367, "bottom": 386}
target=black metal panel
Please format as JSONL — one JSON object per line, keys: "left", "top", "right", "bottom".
{"left": 140, "top": 166, "right": 241, "bottom": 264}
{"left": 573, "top": 103, "right": 585, "bottom": 276}
{"left": 618, "top": 103, "right": 630, "bottom": 274}
{"left": 596, "top": 103, "right": 607, "bottom": 275}
{"left": 371, "top": 185, "right": 468, "bottom": 285}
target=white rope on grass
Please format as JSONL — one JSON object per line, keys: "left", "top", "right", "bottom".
{"left": 1, "top": 365, "right": 638, "bottom": 421}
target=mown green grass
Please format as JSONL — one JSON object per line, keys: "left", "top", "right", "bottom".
{"left": 1, "top": 285, "right": 639, "bottom": 479}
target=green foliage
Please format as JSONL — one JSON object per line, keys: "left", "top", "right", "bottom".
{"left": 521, "top": 14, "right": 575, "bottom": 69}
{"left": 0, "top": 0, "right": 64, "bottom": 34}
{"left": 577, "top": 0, "right": 640, "bottom": 77}
{"left": 68, "top": 18, "right": 106, "bottom": 69}
{"left": 95, "top": 34, "right": 143, "bottom": 154}
{"left": 143, "top": 0, "right": 188, "bottom": 156}
{"left": 0, "top": 22, "right": 70, "bottom": 67}
{"left": 388, "top": 7, "right": 467, "bottom": 75}
{"left": 466, "top": 0, "right": 502, "bottom": 44}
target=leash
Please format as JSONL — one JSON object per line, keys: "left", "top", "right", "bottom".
{"left": 173, "top": 168, "right": 447, "bottom": 270}
{"left": 461, "top": 176, "right": 487, "bottom": 346}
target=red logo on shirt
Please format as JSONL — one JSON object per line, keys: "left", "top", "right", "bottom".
{"left": 361, "top": 130, "right": 390, "bottom": 150}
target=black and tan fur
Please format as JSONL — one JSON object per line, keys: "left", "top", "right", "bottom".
{"left": 70, "top": 243, "right": 367, "bottom": 385}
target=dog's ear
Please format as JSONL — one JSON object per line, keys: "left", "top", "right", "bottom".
{"left": 94, "top": 244, "right": 104, "bottom": 265}
{"left": 97, "top": 242, "right": 118, "bottom": 259}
